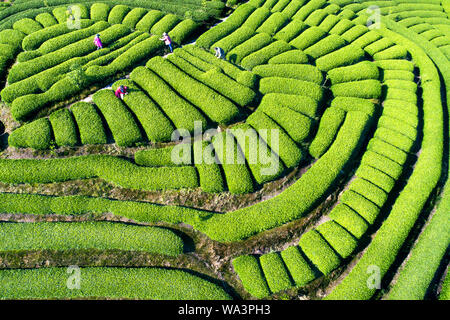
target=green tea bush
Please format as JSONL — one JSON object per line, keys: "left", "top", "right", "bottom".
{"left": 0, "top": 221, "right": 184, "bottom": 256}
{"left": 199, "top": 111, "right": 370, "bottom": 241}
{"left": 374, "top": 59, "right": 415, "bottom": 71}
{"left": 292, "top": 0, "right": 326, "bottom": 21}
{"left": 259, "top": 77, "right": 323, "bottom": 101}
{"left": 341, "top": 25, "right": 368, "bottom": 43}
{"left": 378, "top": 115, "right": 417, "bottom": 141}
{"left": 352, "top": 30, "right": 382, "bottom": 48}
{"left": 259, "top": 252, "right": 293, "bottom": 293}
{"left": 49, "top": 108, "right": 78, "bottom": 147}
{"left": 168, "top": 19, "right": 199, "bottom": 44}
{"left": 256, "top": 12, "right": 289, "bottom": 36}
{"left": 8, "top": 118, "right": 52, "bottom": 150}
{"left": 21, "top": 19, "right": 94, "bottom": 51}
{"left": 280, "top": 246, "right": 316, "bottom": 286}
{"left": 0, "top": 155, "right": 200, "bottom": 191}
{"left": 274, "top": 19, "right": 307, "bottom": 42}
{"left": 122, "top": 7, "right": 147, "bottom": 29}
{"left": 298, "top": 230, "right": 341, "bottom": 275}
{"left": 304, "top": 34, "right": 346, "bottom": 59}
{"left": 328, "top": 61, "right": 380, "bottom": 84}
{"left": 361, "top": 150, "right": 403, "bottom": 180}
{"left": 112, "top": 79, "right": 174, "bottom": 142}
{"left": 382, "top": 70, "right": 415, "bottom": 81}
{"left": 281, "top": 0, "right": 306, "bottom": 19}
{"left": 92, "top": 89, "right": 143, "bottom": 147}
{"left": 267, "top": 49, "right": 309, "bottom": 64}
{"left": 316, "top": 220, "right": 357, "bottom": 258}
{"left": 373, "top": 45, "right": 408, "bottom": 60}
{"left": 34, "top": 12, "right": 58, "bottom": 27}
{"left": 193, "top": 140, "right": 225, "bottom": 193}
{"left": 253, "top": 64, "right": 323, "bottom": 84}
{"left": 226, "top": 33, "right": 272, "bottom": 63}
{"left": 328, "top": 204, "right": 369, "bottom": 239}
{"left": 364, "top": 38, "right": 394, "bottom": 56}
{"left": 329, "top": 18, "right": 354, "bottom": 36}
{"left": 13, "top": 18, "right": 43, "bottom": 35}
{"left": 71, "top": 102, "right": 107, "bottom": 145}
{"left": 318, "top": 14, "right": 340, "bottom": 32}
{"left": 232, "top": 255, "right": 270, "bottom": 299}
{"left": 196, "top": 21, "right": 238, "bottom": 49}
{"left": 130, "top": 66, "right": 206, "bottom": 133}
{"left": 90, "top": 2, "right": 110, "bottom": 21}
{"left": 225, "top": 3, "right": 256, "bottom": 26}
{"left": 230, "top": 123, "right": 285, "bottom": 184}
{"left": 147, "top": 56, "right": 240, "bottom": 124}
{"left": 212, "top": 131, "right": 254, "bottom": 194}
{"left": 150, "top": 14, "right": 180, "bottom": 36}
{"left": 316, "top": 44, "right": 365, "bottom": 71}
{"left": 331, "top": 79, "right": 382, "bottom": 99}
{"left": 304, "top": 9, "right": 328, "bottom": 26}
{"left": 374, "top": 127, "right": 415, "bottom": 152}
{"left": 247, "top": 111, "right": 304, "bottom": 168}
{"left": 0, "top": 28, "right": 26, "bottom": 47}
{"left": 108, "top": 4, "right": 130, "bottom": 25}
{"left": 271, "top": 0, "right": 291, "bottom": 13}
{"left": 341, "top": 190, "right": 380, "bottom": 225}
{"left": 135, "top": 145, "right": 190, "bottom": 167}
{"left": 259, "top": 93, "right": 319, "bottom": 117}
{"left": 384, "top": 80, "right": 417, "bottom": 93}
{"left": 0, "top": 267, "right": 231, "bottom": 300}
{"left": 135, "top": 9, "right": 164, "bottom": 32}
{"left": 368, "top": 138, "right": 408, "bottom": 165}
{"left": 241, "top": 7, "right": 270, "bottom": 31}
{"left": 257, "top": 102, "right": 314, "bottom": 143}
{"left": 212, "top": 26, "right": 255, "bottom": 54}
{"left": 349, "top": 178, "right": 388, "bottom": 208}
{"left": 290, "top": 26, "right": 326, "bottom": 51}
{"left": 309, "top": 107, "right": 345, "bottom": 158}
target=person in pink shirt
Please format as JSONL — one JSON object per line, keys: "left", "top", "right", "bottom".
{"left": 115, "top": 85, "right": 128, "bottom": 100}
{"left": 160, "top": 32, "right": 173, "bottom": 53}
{"left": 94, "top": 34, "right": 103, "bottom": 50}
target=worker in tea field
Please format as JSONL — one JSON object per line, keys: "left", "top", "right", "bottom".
{"left": 94, "top": 34, "right": 103, "bottom": 50}
{"left": 214, "top": 47, "right": 224, "bottom": 59}
{"left": 160, "top": 32, "right": 173, "bottom": 53}
{"left": 115, "top": 85, "right": 128, "bottom": 100}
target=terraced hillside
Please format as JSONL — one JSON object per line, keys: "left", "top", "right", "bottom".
{"left": 0, "top": 0, "right": 448, "bottom": 300}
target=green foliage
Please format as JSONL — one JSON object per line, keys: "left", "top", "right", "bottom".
{"left": 34, "top": 12, "right": 57, "bottom": 27}
{"left": 226, "top": 33, "right": 272, "bottom": 63}
{"left": 316, "top": 44, "right": 365, "bottom": 72}
{"left": 108, "top": 4, "right": 130, "bottom": 25}
{"left": 309, "top": 107, "right": 345, "bottom": 158}
{"left": 112, "top": 79, "right": 174, "bottom": 142}
{"left": 212, "top": 26, "right": 255, "bottom": 54}
{"left": 13, "top": 18, "right": 43, "bottom": 35}
{"left": 259, "top": 77, "right": 323, "bottom": 101}
{"left": 92, "top": 89, "right": 143, "bottom": 147}
{"left": 257, "top": 101, "right": 314, "bottom": 143}
{"left": 374, "top": 59, "right": 415, "bottom": 71}
{"left": 440, "top": 273, "right": 450, "bottom": 300}
{"left": 349, "top": 178, "right": 388, "bottom": 208}
{"left": 298, "top": 230, "right": 341, "bottom": 275}
{"left": 230, "top": 123, "right": 285, "bottom": 184}
{"left": 232, "top": 255, "right": 270, "bottom": 299}
{"left": 196, "top": 21, "right": 238, "bottom": 49}
{"left": 331, "top": 79, "right": 382, "bottom": 99}
{"left": 329, "top": 18, "right": 354, "bottom": 36}
{"left": 122, "top": 7, "right": 148, "bottom": 29}
{"left": 256, "top": 12, "right": 289, "bottom": 36}
{"left": 281, "top": 0, "right": 307, "bottom": 19}
{"left": 253, "top": 64, "right": 323, "bottom": 84}
{"left": 193, "top": 140, "right": 225, "bottom": 193}
{"left": 267, "top": 49, "right": 308, "bottom": 64}
{"left": 0, "top": 222, "right": 184, "bottom": 256}
{"left": 383, "top": 70, "right": 415, "bottom": 81}
{"left": 260, "top": 93, "right": 319, "bottom": 117}
{"left": 259, "top": 252, "right": 293, "bottom": 293}
{"left": 316, "top": 220, "right": 358, "bottom": 259}
{"left": 292, "top": 0, "right": 326, "bottom": 21}
{"left": 304, "top": 34, "right": 346, "bottom": 59}
{"left": 328, "top": 61, "right": 380, "bottom": 84}
{"left": 352, "top": 30, "right": 382, "bottom": 49}
{"left": 225, "top": 3, "right": 256, "bottom": 26}
{"left": 365, "top": 38, "right": 394, "bottom": 56}
{"left": 0, "top": 28, "right": 26, "bottom": 47}
{"left": 8, "top": 118, "right": 52, "bottom": 150}
{"left": 135, "top": 145, "right": 190, "bottom": 167}
{"left": 212, "top": 131, "right": 254, "bottom": 194}
{"left": 135, "top": 10, "right": 164, "bottom": 32}
{"left": 373, "top": 45, "right": 408, "bottom": 60}
{"left": 90, "top": 2, "right": 110, "bottom": 21}
{"left": 70, "top": 102, "right": 107, "bottom": 145}
{"left": 374, "top": 127, "right": 415, "bottom": 153}
{"left": 328, "top": 204, "right": 369, "bottom": 239}
{"left": 147, "top": 56, "right": 240, "bottom": 124}
{"left": 130, "top": 66, "right": 206, "bottom": 133}
{"left": 241, "top": 7, "right": 270, "bottom": 31}
{"left": 341, "top": 25, "right": 368, "bottom": 43}
{"left": 246, "top": 111, "right": 304, "bottom": 169}
{"left": 49, "top": 108, "right": 78, "bottom": 147}
{"left": 274, "top": 19, "right": 307, "bottom": 42}
{"left": 355, "top": 164, "right": 395, "bottom": 194}
{"left": 280, "top": 246, "right": 316, "bottom": 286}
{"left": 0, "top": 155, "right": 200, "bottom": 191}
{"left": 290, "top": 26, "right": 326, "bottom": 51}
{"left": 150, "top": 14, "right": 180, "bottom": 36}
{"left": 0, "top": 267, "right": 231, "bottom": 300}
{"left": 198, "top": 111, "right": 370, "bottom": 241}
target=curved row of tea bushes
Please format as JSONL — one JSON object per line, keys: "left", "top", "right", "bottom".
{"left": 0, "top": 267, "right": 232, "bottom": 300}
{"left": 0, "top": 221, "right": 184, "bottom": 257}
